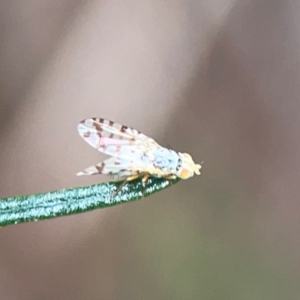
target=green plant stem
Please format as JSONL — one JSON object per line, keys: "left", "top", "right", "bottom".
{"left": 0, "top": 177, "right": 180, "bottom": 228}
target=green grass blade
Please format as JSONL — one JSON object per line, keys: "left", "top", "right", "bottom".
{"left": 0, "top": 177, "right": 180, "bottom": 228}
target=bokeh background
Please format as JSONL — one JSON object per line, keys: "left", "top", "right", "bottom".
{"left": 1, "top": 0, "right": 300, "bottom": 299}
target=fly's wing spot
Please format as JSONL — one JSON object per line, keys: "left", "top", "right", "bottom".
{"left": 95, "top": 163, "right": 105, "bottom": 173}
{"left": 93, "top": 122, "right": 103, "bottom": 133}
{"left": 83, "top": 131, "right": 90, "bottom": 138}
{"left": 121, "top": 125, "right": 128, "bottom": 133}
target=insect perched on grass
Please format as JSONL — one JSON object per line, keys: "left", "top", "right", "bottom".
{"left": 77, "top": 118, "right": 201, "bottom": 198}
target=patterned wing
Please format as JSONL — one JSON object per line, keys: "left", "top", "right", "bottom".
{"left": 78, "top": 118, "right": 158, "bottom": 158}
{"left": 77, "top": 118, "right": 173, "bottom": 178}
{"left": 77, "top": 156, "right": 144, "bottom": 178}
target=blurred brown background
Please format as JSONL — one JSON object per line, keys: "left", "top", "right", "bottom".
{"left": 1, "top": 0, "right": 300, "bottom": 299}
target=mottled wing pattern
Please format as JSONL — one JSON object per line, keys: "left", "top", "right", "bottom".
{"left": 78, "top": 118, "right": 157, "bottom": 157}
{"left": 78, "top": 118, "right": 152, "bottom": 144}
{"left": 77, "top": 118, "right": 160, "bottom": 178}
{"left": 77, "top": 156, "right": 140, "bottom": 178}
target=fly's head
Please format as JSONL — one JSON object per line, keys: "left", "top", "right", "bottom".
{"left": 177, "top": 153, "right": 201, "bottom": 179}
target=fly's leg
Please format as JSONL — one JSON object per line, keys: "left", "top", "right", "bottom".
{"left": 163, "top": 174, "right": 177, "bottom": 186}
{"left": 110, "top": 173, "right": 141, "bottom": 202}
{"left": 141, "top": 173, "right": 150, "bottom": 198}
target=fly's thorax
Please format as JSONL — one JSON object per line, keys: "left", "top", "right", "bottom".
{"left": 152, "top": 147, "right": 181, "bottom": 174}
{"left": 175, "top": 152, "right": 202, "bottom": 179}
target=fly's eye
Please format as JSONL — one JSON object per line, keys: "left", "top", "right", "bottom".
{"left": 179, "top": 169, "right": 191, "bottom": 179}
